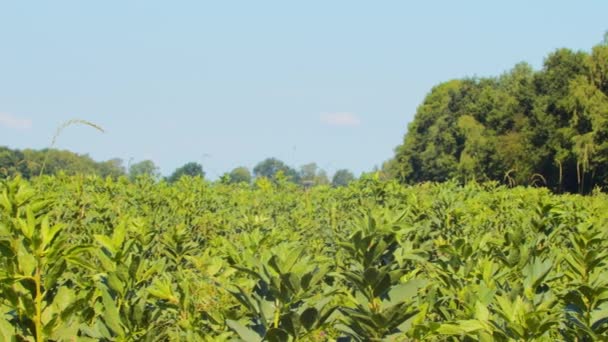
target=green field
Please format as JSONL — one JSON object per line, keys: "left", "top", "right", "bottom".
{"left": 1, "top": 175, "right": 607, "bottom": 341}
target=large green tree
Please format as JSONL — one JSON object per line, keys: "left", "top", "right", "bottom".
{"left": 389, "top": 39, "right": 608, "bottom": 193}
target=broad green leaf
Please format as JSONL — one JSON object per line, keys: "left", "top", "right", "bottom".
{"left": 383, "top": 279, "right": 425, "bottom": 308}
{"left": 101, "top": 286, "right": 125, "bottom": 336}
{"left": 18, "top": 250, "right": 36, "bottom": 276}
{"left": 438, "top": 320, "right": 485, "bottom": 335}
{"left": 41, "top": 217, "right": 63, "bottom": 251}
{"left": 475, "top": 301, "right": 490, "bottom": 321}
{"left": 94, "top": 234, "right": 117, "bottom": 255}
{"left": 226, "top": 320, "right": 262, "bottom": 342}
{"left": 372, "top": 273, "right": 391, "bottom": 298}
{"left": 111, "top": 221, "right": 127, "bottom": 249}
{"left": 0, "top": 316, "right": 16, "bottom": 342}
{"left": 363, "top": 267, "right": 380, "bottom": 286}
{"left": 300, "top": 307, "right": 318, "bottom": 330}
{"left": 265, "top": 328, "right": 289, "bottom": 342}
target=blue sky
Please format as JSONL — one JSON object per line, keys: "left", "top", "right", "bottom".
{"left": 1, "top": 1, "right": 606, "bottom": 179}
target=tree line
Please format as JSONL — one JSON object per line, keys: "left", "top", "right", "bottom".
{"left": 386, "top": 35, "right": 608, "bottom": 193}
{"left": 0, "top": 146, "right": 356, "bottom": 187}
{"left": 4, "top": 35, "right": 606, "bottom": 193}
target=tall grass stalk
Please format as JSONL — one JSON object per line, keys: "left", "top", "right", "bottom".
{"left": 39, "top": 119, "right": 105, "bottom": 177}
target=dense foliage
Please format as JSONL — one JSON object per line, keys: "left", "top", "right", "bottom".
{"left": 388, "top": 40, "right": 608, "bottom": 194}
{"left": 1, "top": 175, "right": 607, "bottom": 341}
{"left": 0, "top": 147, "right": 126, "bottom": 179}
{"left": 0, "top": 148, "right": 356, "bottom": 188}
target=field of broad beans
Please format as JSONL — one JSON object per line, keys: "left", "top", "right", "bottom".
{"left": 1, "top": 175, "right": 607, "bottom": 341}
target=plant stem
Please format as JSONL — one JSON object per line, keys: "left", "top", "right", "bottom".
{"left": 34, "top": 265, "right": 43, "bottom": 342}
{"left": 274, "top": 300, "right": 280, "bottom": 328}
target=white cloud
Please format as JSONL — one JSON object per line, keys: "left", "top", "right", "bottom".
{"left": 0, "top": 113, "right": 32, "bottom": 129}
{"left": 320, "top": 112, "right": 361, "bottom": 126}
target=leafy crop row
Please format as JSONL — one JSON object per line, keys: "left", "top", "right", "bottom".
{"left": 1, "top": 175, "right": 607, "bottom": 341}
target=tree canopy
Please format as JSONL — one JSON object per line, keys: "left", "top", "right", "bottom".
{"left": 129, "top": 160, "right": 160, "bottom": 180}
{"left": 253, "top": 158, "right": 299, "bottom": 182}
{"left": 167, "top": 162, "right": 205, "bottom": 182}
{"left": 387, "top": 40, "right": 608, "bottom": 193}
{"left": 0, "top": 148, "right": 357, "bottom": 189}
{"left": 227, "top": 166, "right": 252, "bottom": 184}
{"left": 298, "top": 163, "right": 329, "bottom": 187}
{"left": 332, "top": 169, "right": 356, "bottom": 187}
{"left": 0, "top": 146, "right": 126, "bottom": 179}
